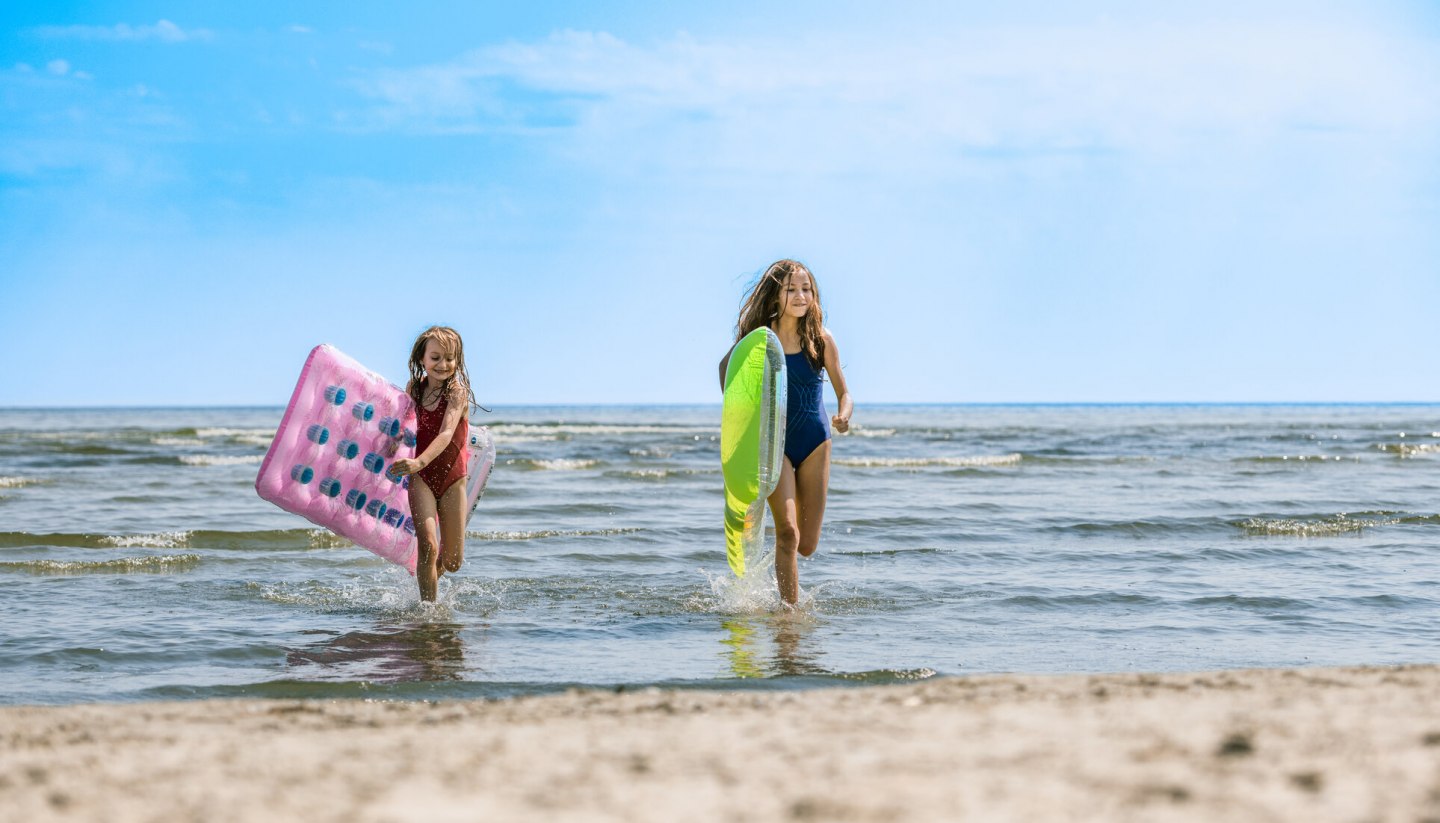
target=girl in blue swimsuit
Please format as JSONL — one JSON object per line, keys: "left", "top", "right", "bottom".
{"left": 720, "top": 259, "right": 853, "bottom": 605}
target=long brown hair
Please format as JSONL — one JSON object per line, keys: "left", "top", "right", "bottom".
{"left": 736, "top": 259, "right": 825, "bottom": 369}
{"left": 407, "top": 325, "right": 477, "bottom": 411}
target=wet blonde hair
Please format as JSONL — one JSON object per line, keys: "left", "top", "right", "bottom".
{"left": 735, "top": 259, "right": 825, "bottom": 369}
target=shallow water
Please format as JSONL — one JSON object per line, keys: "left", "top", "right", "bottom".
{"left": 1, "top": 404, "right": 1437, "bottom": 704}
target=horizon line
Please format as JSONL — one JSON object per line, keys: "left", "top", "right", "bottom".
{"left": 3, "top": 401, "right": 1439, "bottom": 411}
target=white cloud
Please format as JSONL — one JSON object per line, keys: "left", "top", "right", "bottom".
{"left": 31, "top": 19, "right": 213, "bottom": 43}
{"left": 351, "top": 23, "right": 1439, "bottom": 174}
{"left": 46, "top": 59, "right": 69, "bottom": 76}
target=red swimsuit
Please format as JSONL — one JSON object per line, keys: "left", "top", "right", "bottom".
{"left": 414, "top": 386, "right": 469, "bottom": 498}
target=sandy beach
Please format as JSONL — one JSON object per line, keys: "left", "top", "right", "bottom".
{"left": 4, "top": 665, "right": 1439, "bottom": 822}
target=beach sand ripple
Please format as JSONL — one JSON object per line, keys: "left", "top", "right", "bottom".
{"left": 3, "top": 665, "right": 1439, "bottom": 821}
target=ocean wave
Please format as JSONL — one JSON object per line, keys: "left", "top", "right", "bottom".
{"left": 467, "top": 527, "right": 642, "bottom": 541}
{"left": 1045, "top": 518, "right": 1219, "bottom": 537}
{"left": 615, "top": 469, "right": 669, "bottom": 481}
{"left": 846, "top": 427, "right": 896, "bottom": 438}
{"left": 1376, "top": 443, "right": 1440, "bottom": 458}
{"left": 0, "top": 554, "right": 201, "bottom": 574}
{"left": 0, "top": 476, "right": 48, "bottom": 489}
{"left": 489, "top": 423, "right": 716, "bottom": 438}
{"left": 195, "top": 427, "right": 276, "bottom": 439}
{"left": 605, "top": 468, "right": 717, "bottom": 481}
{"left": 998, "top": 592, "right": 1164, "bottom": 610}
{"left": 151, "top": 436, "right": 204, "bottom": 447}
{"left": 627, "top": 447, "right": 674, "bottom": 458}
{"left": 834, "top": 453, "right": 1022, "bottom": 468}
{"left": 17, "top": 427, "right": 275, "bottom": 445}
{"left": 0, "top": 528, "right": 373, "bottom": 551}
{"left": 494, "top": 435, "right": 563, "bottom": 445}
{"left": 1237, "top": 455, "right": 1358, "bottom": 463}
{"left": 504, "top": 458, "right": 603, "bottom": 471}
{"left": 100, "top": 531, "right": 192, "bottom": 548}
{"left": 178, "top": 455, "right": 265, "bottom": 467}
{"left": 1237, "top": 514, "right": 1398, "bottom": 537}
{"left": 308, "top": 530, "right": 353, "bottom": 549}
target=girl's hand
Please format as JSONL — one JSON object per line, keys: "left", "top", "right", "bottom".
{"left": 831, "top": 412, "right": 850, "bottom": 434}
{"left": 388, "top": 458, "right": 423, "bottom": 477}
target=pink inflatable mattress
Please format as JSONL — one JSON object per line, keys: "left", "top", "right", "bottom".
{"left": 255, "top": 345, "right": 494, "bottom": 574}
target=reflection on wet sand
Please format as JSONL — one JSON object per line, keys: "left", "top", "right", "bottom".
{"left": 721, "top": 615, "right": 828, "bottom": 679}
{"left": 287, "top": 622, "right": 469, "bottom": 683}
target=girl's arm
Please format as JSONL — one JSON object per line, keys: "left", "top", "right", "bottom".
{"left": 823, "top": 329, "right": 852, "bottom": 434}
{"left": 391, "top": 383, "right": 468, "bottom": 476}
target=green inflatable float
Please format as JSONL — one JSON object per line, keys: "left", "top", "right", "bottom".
{"left": 720, "top": 327, "right": 787, "bottom": 577}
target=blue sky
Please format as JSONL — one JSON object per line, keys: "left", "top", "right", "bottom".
{"left": 2, "top": 1, "right": 1437, "bottom": 405}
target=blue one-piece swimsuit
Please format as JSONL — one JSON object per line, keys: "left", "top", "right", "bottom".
{"left": 785, "top": 350, "right": 831, "bottom": 468}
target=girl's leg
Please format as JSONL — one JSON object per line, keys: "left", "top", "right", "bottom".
{"left": 793, "top": 441, "right": 832, "bottom": 558}
{"left": 436, "top": 480, "right": 467, "bottom": 575}
{"left": 767, "top": 459, "right": 801, "bottom": 605}
{"left": 409, "top": 479, "right": 441, "bottom": 602}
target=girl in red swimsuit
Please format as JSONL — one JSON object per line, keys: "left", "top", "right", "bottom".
{"left": 388, "top": 326, "right": 474, "bottom": 602}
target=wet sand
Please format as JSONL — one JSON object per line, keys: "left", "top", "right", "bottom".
{"left": 4, "top": 665, "right": 1439, "bottom": 822}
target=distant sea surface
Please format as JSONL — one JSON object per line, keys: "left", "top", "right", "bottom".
{"left": 1, "top": 404, "right": 1437, "bottom": 705}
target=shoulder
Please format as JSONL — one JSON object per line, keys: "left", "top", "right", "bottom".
{"left": 446, "top": 379, "right": 468, "bottom": 403}
{"left": 405, "top": 377, "right": 417, "bottom": 395}
{"left": 821, "top": 327, "right": 840, "bottom": 350}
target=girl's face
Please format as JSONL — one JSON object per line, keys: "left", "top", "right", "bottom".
{"left": 778, "top": 272, "right": 814, "bottom": 319}
{"left": 422, "top": 340, "right": 458, "bottom": 381}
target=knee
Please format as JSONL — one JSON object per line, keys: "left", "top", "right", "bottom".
{"left": 774, "top": 523, "right": 799, "bottom": 556}
{"left": 442, "top": 555, "right": 463, "bottom": 573}
{"left": 417, "top": 536, "right": 439, "bottom": 565}
{"left": 797, "top": 537, "right": 818, "bottom": 558}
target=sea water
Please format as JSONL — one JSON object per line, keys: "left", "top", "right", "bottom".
{"left": 0, "top": 405, "right": 1436, "bottom": 704}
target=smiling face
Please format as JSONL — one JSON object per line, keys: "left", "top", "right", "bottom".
{"left": 422, "top": 339, "right": 457, "bottom": 383}
{"left": 777, "top": 270, "right": 815, "bottom": 320}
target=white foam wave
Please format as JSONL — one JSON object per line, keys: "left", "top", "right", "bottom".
{"left": 1239, "top": 515, "right": 1396, "bottom": 537}
{"left": 179, "top": 455, "right": 264, "bottom": 467}
{"left": 0, "top": 476, "right": 46, "bottom": 489}
{"left": 467, "top": 527, "right": 640, "bottom": 541}
{"left": 1377, "top": 443, "right": 1440, "bottom": 458}
{"left": 624, "top": 469, "right": 669, "bottom": 480}
{"left": 835, "top": 453, "right": 1022, "bottom": 468}
{"left": 196, "top": 428, "right": 275, "bottom": 439}
{"left": 506, "top": 458, "right": 601, "bottom": 471}
{"left": 495, "top": 435, "right": 562, "bottom": 444}
{"left": 4, "top": 554, "right": 201, "bottom": 573}
{"left": 308, "top": 530, "right": 353, "bottom": 549}
{"left": 847, "top": 427, "right": 897, "bottom": 438}
{"left": 627, "top": 447, "right": 674, "bottom": 458}
{"left": 490, "top": 424, "right": 716, "bottom": 437}
{"left": 100, "top": 531, "right": 191, "bottom": 548}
